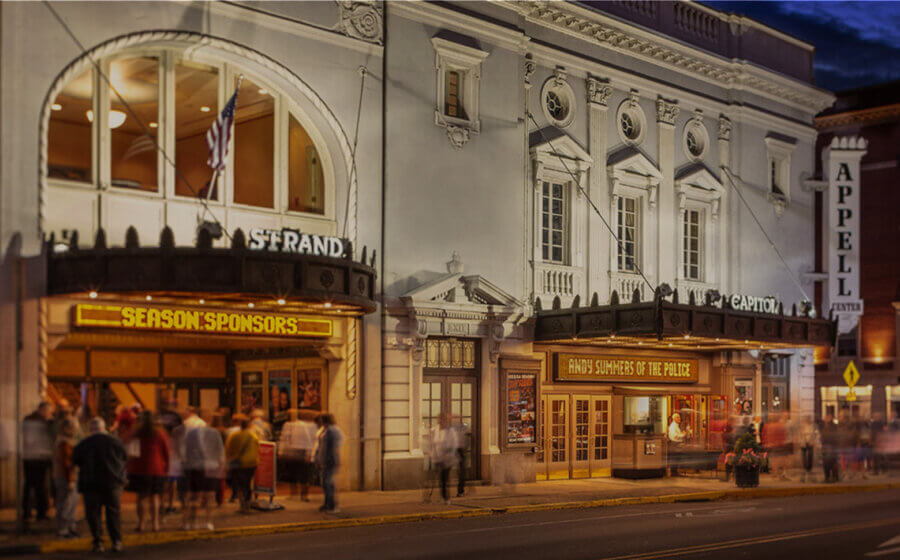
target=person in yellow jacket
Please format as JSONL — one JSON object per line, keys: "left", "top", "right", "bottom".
{"left": 224, "top": 414, "right": 259, "bottom": 513}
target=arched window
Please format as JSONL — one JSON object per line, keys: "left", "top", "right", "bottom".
{"left": 45, "top": 48, "right": 331, "bottom": 244}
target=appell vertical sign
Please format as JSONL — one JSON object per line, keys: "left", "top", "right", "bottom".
{"left": 824, "top": 136, "right": 867, "bottom": 335}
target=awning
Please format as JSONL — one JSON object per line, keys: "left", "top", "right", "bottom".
{"left": 45, "top": 226, "right": 377, "bottom": 314}
{"left": 534, "top": 291, "right": 835, "bottom": 351}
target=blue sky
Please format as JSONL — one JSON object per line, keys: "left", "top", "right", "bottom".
{"left": 703, "top": 1, "right": 900, "bottom": 92}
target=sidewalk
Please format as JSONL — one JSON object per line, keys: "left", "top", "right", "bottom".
{"left": 2, "top": 472, "right": 898, "bottom": 555}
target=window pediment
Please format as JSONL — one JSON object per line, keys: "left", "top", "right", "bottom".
{"left": 529, "top": 127, "right": 592, "bottom": 172}
{"left": 607, "top": 146, "right": 662, "bottom": 187}
{"left": 675, "top": 162, "right": 724, "bottom": 199}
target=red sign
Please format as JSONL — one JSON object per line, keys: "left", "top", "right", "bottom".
{"left": 254, "top": 441, "right": 277, "bottom": 496}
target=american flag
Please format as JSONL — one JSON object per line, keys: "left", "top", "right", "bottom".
{"left": 206, "top": 84, "right": 240, "bottom": 171}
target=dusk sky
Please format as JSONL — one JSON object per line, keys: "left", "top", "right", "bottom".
{"left": 704, "top": 1, "right": 900, "bottom": 92}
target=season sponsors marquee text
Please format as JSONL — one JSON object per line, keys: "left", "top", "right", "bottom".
{"left": 74, "top": 304, "right": 332, "bottom": 338}
{"left": 555, "top": 353, "right": 698, "bottom": 383}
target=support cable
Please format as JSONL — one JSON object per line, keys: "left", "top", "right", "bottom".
{"left": 342, "top": 66, "right": 368, "bottom": 241}
{"left": 527, "top": 113, "right": 655, "bottom": 295}
{"left": 720, "top": 166, "right": 810, "bottom": 303}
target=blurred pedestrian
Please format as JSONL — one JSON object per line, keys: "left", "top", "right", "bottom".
{"left": 125, "top": 412, "right": 169, "bottom": 532}
{"left": 183, "top": 409, "right": 225, "bottom": 530}
{"left": 211, "top": 412, "right": 229, "bottom": 506}
{"left": 52, "top": 418, "right": 79, "bottom": 538}
{"left": 313, "top": 413, "right": 343, "bottom": 513}
{"left": 278, "top": 409, "right": 317, "bottom": 501}
{"left": 428, "top": 414, "right": 459, "bottom": 505}
{"left": 73, "top": 417, "right": 127, "bottom": 553}
{"left": 166, "top": 407, "right": 206, "bottom": 515}
{"left": 454, "top": 417, "right": 468, "bottom": 498}
{"left": 821, "top": 413, "right": 840, "bottom": 483}
{"left": 761, "top": 412, "right": 791, "bottom": 480}
{"left": 224, "top": 414, "right": 242, "bottom": 503}
{"left": 21, "top": 401, "right": 54, "bottom": 528}
{"left": 225, "top": 414, "right": 259, "bottom": 513}
{"left": 797, "top": 416, "right": 818, "bottom": 483}
{"left": 871, "top": 413, "right": 887, "bottom": 475}
{"left": 249, "top": 409, "right": 272, "bottom": 442}
{"left": 837, "top": 411, "right": 859, "bottom": 478}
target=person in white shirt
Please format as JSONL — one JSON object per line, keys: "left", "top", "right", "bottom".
{"left": 668, "top": 413, "right": 687, "bottom": 444}
{"left": 428, "top": 414, "right": 460, "bottom": 505}
{"left": 183, "top": 409, "right": 224, "bottom": 530}
{"left": 278, "top": 409, "right": 317, "bottom": 501}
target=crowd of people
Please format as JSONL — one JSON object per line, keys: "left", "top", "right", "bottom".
{"left": 703, "top": 411, "right": 900, "bottom": 482}
{"left": 19, "top": 399, "right": 344, "bottom": 553}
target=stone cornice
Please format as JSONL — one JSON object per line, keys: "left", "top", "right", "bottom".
{"left": 815, "top": 103, "right": 900, "bottom": 130}
{"left": 502, "top": 1, "right": 834, "bottom": 114}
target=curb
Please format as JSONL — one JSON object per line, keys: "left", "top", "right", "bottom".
{"left": 6, "top": 481, "right": 895, "bottom": 555}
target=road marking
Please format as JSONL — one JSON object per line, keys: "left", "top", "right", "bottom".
{"left": 597, "top": 516, "right": 900, "bottom": 560}
{"left": 866, "top": 546, "right": 900, "bottom": 557}
{"left": 866, "top": 534, "right": 900, "bottom": 557}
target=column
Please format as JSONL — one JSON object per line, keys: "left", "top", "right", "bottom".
{"left": 656, "top": 97, "right": 679, "bottom": 287}
{"left": 717, "top": 115, "right": 733, "bottom": 292}
{"left": 586, "top": 77, "right": 612, "bottom": 301}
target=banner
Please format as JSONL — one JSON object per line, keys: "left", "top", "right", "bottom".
{"left": 74, "top": 303, "right": 332, "bottom": 338}
{"left": 254, "top": 441, "right": 277, "bottom": 496}
{"left": 555, "top": 353, "right": 698, "bottom": 383}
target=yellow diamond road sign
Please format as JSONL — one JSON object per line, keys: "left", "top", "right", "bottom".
{"left": 843, "top": 360, "right": 860, "bottom": 388}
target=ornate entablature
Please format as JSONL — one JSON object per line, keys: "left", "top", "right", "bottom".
{"left": 502, "top": 1, "right": 834, "bottom": 113}
{"left": 388, "top": 253, "right": 530, "bottom": 363}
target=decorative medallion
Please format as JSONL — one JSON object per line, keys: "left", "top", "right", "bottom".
{"left": 320, "top": 269, "right": 335, "bottom": 288}
{"left": 338, "top": 1, "right": 383, "bottom": 45}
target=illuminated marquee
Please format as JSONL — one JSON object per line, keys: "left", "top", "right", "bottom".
{"left": 555, "top": 353, "right": 698, "bottom": 383}
{"left": 74, "top": 304, "right": 332, "bottom": 338}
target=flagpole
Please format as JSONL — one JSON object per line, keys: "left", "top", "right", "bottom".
{"left": 199, "top": 74, "right": 244, "bottom": 228}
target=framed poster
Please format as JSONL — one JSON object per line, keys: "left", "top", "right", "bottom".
{"left": 734, "top": 379, "right": 753, "bottom": 417}
{"left": 296, "top": 367, "right": 324, "bottom": 411}
{"left": 500, "top": 357, "right": 542, "bottom": 451}
{"left": 507, "top": 372, "right": 537, "bottom": 444}
{"left": 268, "top": 368, "right": 292, "bottom": 429}
{"left": 240, "top": 371, "right": 263, "bottom": 414}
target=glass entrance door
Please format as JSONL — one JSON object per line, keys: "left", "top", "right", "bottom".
{"left": 423, "top": 374, "right": 478, "bottom": 480}
{"left": 590, "top": 396, "right": 611, "bottom": 477}
{"left": 546, "top": 395, "right": 570, "bottom": 479}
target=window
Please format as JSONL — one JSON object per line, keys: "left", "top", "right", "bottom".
{"left": 444, "top": 70, "right": 466, "bottom": 120}
{"left": 763, "top": 354, "right": 791, "bottom": 376}
{"left": 541, "top": 181, "right": 567, "bottom": 263}
{"left": 175, "top": 61, "right": 218, "bottom": 199}
{"left": 45, "top": 48, "right": 331, "bottom": 232}
{"left": 616, "top": 92, "right": 646, "bottom": 146}
{"left": 617, "top": 196, "right": 639, "bottom": 272}
{"left": 233, "top": 76, "right": 275, "bottom": 208}
{"left": 109, "top": 57, "right": 160, "bottom": 192}
{"left": 431, "top": 36, "right": 488, "bottom": 148}
{"left": 682, "top": 208, "right": 703, "bottom": 280}
{"left": 540, "top": 70, "right": 576, "bottom": 128}
{"left": 764, "top": 136, "right": 795, "bottom": 200}
{"left": 48, "top": 68, "right": 93, "bottom": 183}
{"left": 682, "top": 115, "right": 709, "bottom": 161}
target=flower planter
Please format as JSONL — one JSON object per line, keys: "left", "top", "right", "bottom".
{"left": 734, "top": 466, "right": 760, "bottom": 488}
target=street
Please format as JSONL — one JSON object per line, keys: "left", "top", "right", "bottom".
{"left": 44, "top": 489, "right": 900, "bottom": 559}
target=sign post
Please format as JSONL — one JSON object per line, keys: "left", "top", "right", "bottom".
{"left": 843, "top": 360, "right": 860, "bottom": 402}
{"left": 252, "top": 441, "right": 283, "bottom": 511}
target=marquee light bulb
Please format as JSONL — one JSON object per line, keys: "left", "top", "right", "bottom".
{"left": 199, "top": 299, "right": 205, "bottom": 304}
{"left": 89, "top": 291, "right": 98, "bottom": 299}
{"left": 277, "top": 298, "right": 286, "bottom": 305}
{"left": 248, "top": 302, "right": 255, "bottom": 308}
{"left": 145, "top": 295, "right": 152, "bottom": 301}
{"left": 324, "top": 302, "right": 332, "bottom": 308}
{"left": 85, "top": 109, "right": 126, "bottom": 128}
{"left": 51, "top": 103, "right": 62, "bottom": 111}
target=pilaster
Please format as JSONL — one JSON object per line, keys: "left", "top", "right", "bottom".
{"left": 656, "top": 97, "right": 679, "bottom": 286}
{"left": 587, "top": 76, "right": 612, "bottom": 301}
{"left": 717, "top": 115, "right": 732, "bottom": 292}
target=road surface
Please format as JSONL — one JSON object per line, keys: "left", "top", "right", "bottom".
{"left": 47, "top": 489, "right": 900, "bottom": 559}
